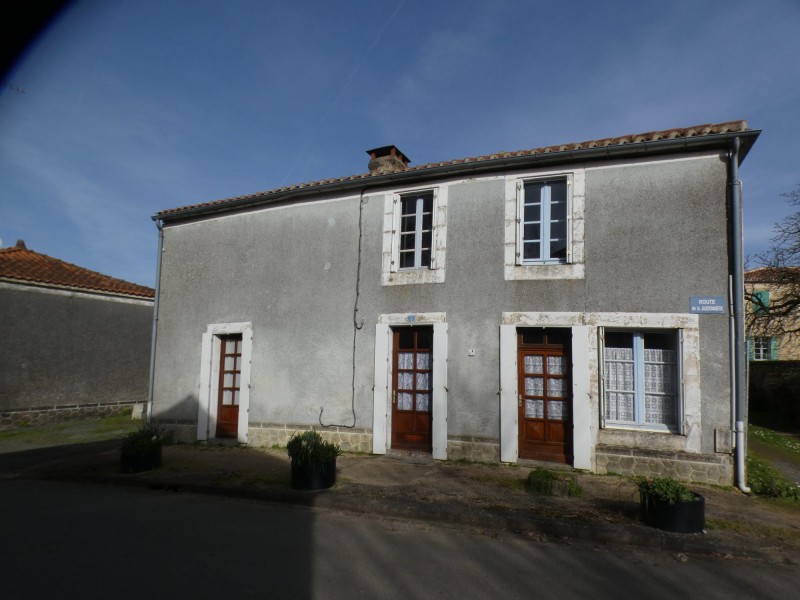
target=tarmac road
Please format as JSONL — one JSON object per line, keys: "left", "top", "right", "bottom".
{"left": 1, "top": 479, "right": 797, "bottom": 600}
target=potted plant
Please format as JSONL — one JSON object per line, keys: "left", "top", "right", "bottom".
{"left": 120, "top": 423, "right": 163, "bottom": 473}
{"left": 635, "top": 476, "right": 705, "bottom": 533}
{"left": 287, "top": 429, "right": 341, "bottom": 490}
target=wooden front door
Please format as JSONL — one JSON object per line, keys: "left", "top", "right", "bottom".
{"left": 216, "top": 334, "right": 242, "bottom": 439}
{"left": 517, "top": 328, "right": 572, "bottom": 464}
{"left": 391, "top": 326, "right": 433, "bottom": 452}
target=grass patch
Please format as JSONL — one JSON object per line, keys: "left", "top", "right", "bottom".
{"left": 750, "top": 425, "right": 800, "bottom": 456}
{"left": 747, "top": 455, "right": 800, "bottom": 500}
{"left": 0, "top": 414, "right": 139, "bottom": 451}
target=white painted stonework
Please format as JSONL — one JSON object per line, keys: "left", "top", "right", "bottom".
{"left": 500, "top": 312, "right": 701, "bottom": 471}
{"left": 196, "top": 322, "right": 253, "bottom": 444}
{"left": 372, "top": 313, "right": 448, "bottom": 459}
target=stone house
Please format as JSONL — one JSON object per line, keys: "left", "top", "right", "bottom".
{"left": 0, "top": 240, "right": 154, "bottom": 427}
{"left": 744, "top": 267, "right": 800, "bottom": 361}
{"left": 150, "top": 120, "right": 760, "bottom": 485}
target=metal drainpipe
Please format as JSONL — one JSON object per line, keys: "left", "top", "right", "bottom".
{"left": 729, "top": 137, "right": 751, "bottom": 493}
{"left": 146, "top": 219, "right": 164, "bottom": 425}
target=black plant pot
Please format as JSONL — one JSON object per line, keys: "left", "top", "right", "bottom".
{"left": 291, "top": 458, "right": 337, "bottom": 490}
{"left": 640, "top": 492, "right": 705, "bottom": 533}
{"left": 120, "top": 445, "right": 163, "bottom": 473}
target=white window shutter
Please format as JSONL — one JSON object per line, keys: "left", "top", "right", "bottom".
{"left": 430, "top": 188, "right": 439, "bottom": 270}
{"left": 515, "top": 181, "right": 523, "bottom": 266}
{"left": 598, "top": 326, "right": 606, "bottom": 429}
{"left": 566, "top": 178, "right": 573, "bottom": 264}
{"left": 390, "top": 196, "right": 400, "bottom": 273}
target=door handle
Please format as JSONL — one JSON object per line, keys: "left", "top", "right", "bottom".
{"left": 392, "top": 390, "right": 397, "bottom": 405}
{"left": 518, "top": 394, "right": 522, "bottom": 407}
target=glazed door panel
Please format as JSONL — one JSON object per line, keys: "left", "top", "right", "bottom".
{"left": 216, "top": 335, "right": 242, "bottom": 439}
{"left": 517, "top": 329, "right": 572, "bottom": 464}
{"left": 391, "top": 326, "right": 433, "bottom": 452}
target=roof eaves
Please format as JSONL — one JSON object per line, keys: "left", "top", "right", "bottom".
{"left": 156, "top": 126, "right": 760, "bottom": 223}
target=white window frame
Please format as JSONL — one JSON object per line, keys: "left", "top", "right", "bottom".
{"left": 381, "top": 186, "right": 448, "bottom": 286}
{"left": 504, "top": 170, "right": 584, "bottom": 281}
{"left": 517, "top": 177, "right": 571, "bottom": 265}
{"left": 599, "top": 328, "right": 684, "bottom": 433}
{"left": 752, "top": 336, "right": 772, "bottom": 361}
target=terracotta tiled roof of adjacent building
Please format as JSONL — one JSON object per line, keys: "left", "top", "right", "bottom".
{"left": 156, "top": 120, "right": 755, "bottom": 220}
{"left": 745, "top": 267, "right": 800, "bottom": 284}
{"left": 0, "top": 240, "right": 155, "bottom": 299}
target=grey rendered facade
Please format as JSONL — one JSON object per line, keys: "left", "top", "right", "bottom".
{"left": 151, "top": 122, "right": 759, "bottom": 485}
{"left": 0, "top": 284, "right": 153, "bottom": 427}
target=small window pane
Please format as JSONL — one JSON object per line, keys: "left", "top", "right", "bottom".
{"left": 416, "top": 352, "right": 431, "bottom": 370}
{"left": 224, "top": 356, "right": 235, "bottom": 370}
{"left": 547, "top": 400, "right": 565, "bottom": 421}
{"left": 547, "top": 356, "right": 566, "bottom": 375}
{"left": 523, "top": 242, "right": 540, "bottom": 260}
{"left": 524, "top": 203, "right": 541, "bottom": 222}
{"left": 400, "top": 251, "right": 416, "bottom": 269}
{"left": 400, "top": 233, "right": 415, "bottom": 250}
{"left": 416, "top": 372, "right": 430, "bottom": 390}
{"left": 398, "top": 392, "right": 413, "bottom": 410}
{"left": 525, "top": 376, "right": 544, "bottom": 396}
{"left": 524, "top": 355, "right": 544, "bottom": 374}
{"left": 422, "top": 213, "right": 432, "bottom": 231}
{"left": 224, "top": 373, "right": 233, "bottom": 387}
{"left": 416, "top": 393, "right": 430, "bottom": 412}
{"left": 401, "top": 197, "right": 417, "bottom": 216}
{"left": 421, "top": 193, "right": 433, "bottom": 213}
{"left": 398, "top": 352, "right": 414, "bottom": 369}
{"left": 421, "top": 231, "right": 432, "bottom": 250}
{"left": 550, "top": 239, "right": 567, "bottom": 260}
{"left": 401, "top": 215, "right": 416, "bottom": 233}
{"left": 606, "top": 391, "right": 634, "bottom": 421}
{"left": 547, "top": 378, "right": 567, "bottom": 398}
{"left": 417, "top": 330, "right": 433, "bottom": 350}
{"left": 525, "top": 399, "right": 544, "bottom": 418}
{"left": 234, "top": 373, "right": 240, "bottom": 389}
{"left": 550, "top": 199, "right": 567, "bottom": 223}
{"left": 549, "top": 180, "right": 567, "bottom": 203}
{"left": 420, "top": 249, "right": 431, "bottom": 267}
{"left": 398, "top": 372, "right": 413, "bottom": 389}
{"left": 222, "top": 390, "right": 233, "bottom": 406}
{"left": 523, "top": 223, "right": 541, "bottom": 242}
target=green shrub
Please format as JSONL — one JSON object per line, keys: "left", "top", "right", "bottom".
{"left": 526, "top": 468, "right": 582, "bottom": 497}
{"left": 634, "top": 476, "right": 697, "bottom": 504}
{"left": 287, "top": 429, "right": 341, "bottom": 471}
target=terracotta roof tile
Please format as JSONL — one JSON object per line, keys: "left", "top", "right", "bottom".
{"left": 745, "top": 267, "right": 800, "bottom": 284}
{"left": 157, "top": 120, "right": 752, "bottom": 219}
{"left": 0, "top": 240, "right": 154, "bottom": 299}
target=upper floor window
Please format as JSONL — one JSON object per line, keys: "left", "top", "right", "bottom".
{"left": 399, "top": 190, "right": 434, "bottom": 269}
{"left": 381, "top": 187, "right": 447, "bottom": 286}
{"left": 519, "top": 178, "right": 568, "bottom": 264}
{"left": 752, "top": 290, "right": 770, "bottom": 315}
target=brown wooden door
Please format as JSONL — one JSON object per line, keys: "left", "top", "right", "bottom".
{"left": 216, "top": 334, "right": 242, "bottom": 439}
{"left": 391, "top": 326, "right": 433, "bottom": 452}
{"left": 517, "top": 328, "right": 572, "bottom": 463}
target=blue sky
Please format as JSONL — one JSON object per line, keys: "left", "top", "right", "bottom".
{"left": 1, "top": 0, "right": 799, "bottom": 287}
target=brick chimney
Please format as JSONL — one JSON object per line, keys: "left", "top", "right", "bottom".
{"left": 366, "top": 145, "right": 410, "bottom": 175}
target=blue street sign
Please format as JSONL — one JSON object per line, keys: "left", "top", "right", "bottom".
{"left": 690, "top": 296, "right": 726, "bottom": 314}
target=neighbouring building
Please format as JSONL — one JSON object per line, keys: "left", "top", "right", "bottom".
{"left": 0, "top": 240, "right": 154, "bottom": 428}
{"left": 745, "top": 267, "right": 800, "bottom": 361}
{"left": 150, "top": 120, "right": 760, "bottom": 485}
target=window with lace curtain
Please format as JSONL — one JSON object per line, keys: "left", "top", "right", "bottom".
{"left": 602, "top": 330, "right": 681, "bottom": 431}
